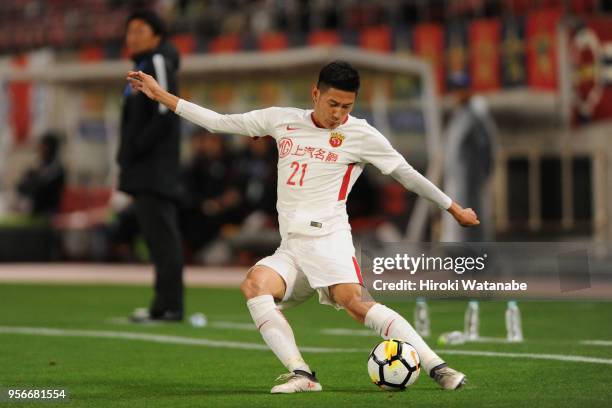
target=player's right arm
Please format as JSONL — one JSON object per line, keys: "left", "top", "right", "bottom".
{"left": 126, "top": 70, "right": 271, "bottom": 137}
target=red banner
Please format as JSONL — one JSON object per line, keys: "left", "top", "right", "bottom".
{"left": 570, "top": 17, "right": 612, "bottom": 125}
{"left": 413, "top": 24, "right": 445, "bottom": 94}
{"left": 9, "top": 54, "right": 31, "bottom": 144}
{"left": 470, "top": 19, "right": 501, "bottom": 91}
{"left": 526, "top": 8, "right": 562, "bottom": 90}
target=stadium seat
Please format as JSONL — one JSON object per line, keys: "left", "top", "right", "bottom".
{"left": 208, "top": 34, "right": 241, "bottom": 54}
{"left": 359, "top": 26, "right": 392, "bottom": 52}
{"left": 308, "top": 30, "right": 340, "bottom": 46}
{"left": 79, "top": 46, "right": 105, "bottom": 63}
{"left": 171, "top": 33, "right": 196, "bottom": 55}
{"left": 258, "top": 32, "right": 288, "bottom": 52}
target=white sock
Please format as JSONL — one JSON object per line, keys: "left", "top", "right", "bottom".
{"left": 365, "top": 303, "right": 444, "bottom": 374}
{"left": 247, "top": 295, "right": 311, "bottom": 373}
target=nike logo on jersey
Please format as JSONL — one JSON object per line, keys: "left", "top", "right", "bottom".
{"left": 286, "top": 126, "right": 298, "bottom": 131}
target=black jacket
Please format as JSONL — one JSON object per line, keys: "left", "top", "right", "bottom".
{"left": 117, "top": 42, "right": 181, "bottom": 199}
{"left": 17, "top": 159, "right": 65, "bottom": 216}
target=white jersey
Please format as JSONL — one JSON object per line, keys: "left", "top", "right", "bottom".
{"left": 176, "top": 100, "right": 450, "bottom": 239}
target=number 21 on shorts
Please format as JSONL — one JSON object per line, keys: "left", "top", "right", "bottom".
{"left": 287, "top": 161, "right": 307, "bottom": 186}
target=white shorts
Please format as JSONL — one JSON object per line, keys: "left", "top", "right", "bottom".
{"left": 255, "top": 229, "right": 363, "bottom": 310}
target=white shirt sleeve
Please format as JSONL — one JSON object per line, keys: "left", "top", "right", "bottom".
{"left": 358, "top": 122, "right": 451, "bottom": 209}
{"left": 390, "top": 160, "right": 452, "bottom": 210}
{"left": 358, "top": 124, "right": 406, "bottom": 175}
{"left": 175, "top": 99, "right": 274, "bottom": 137}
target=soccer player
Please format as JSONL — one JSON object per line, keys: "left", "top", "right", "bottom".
{"left": 126, "top": 61, "right": 480, "bottom": 393}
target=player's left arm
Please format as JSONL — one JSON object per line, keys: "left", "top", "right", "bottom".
{"left": 389, "top": 161, "right": 479, "bottom": 227}
{"left": 359, "top": 125, "right": 479, "bottom": 228}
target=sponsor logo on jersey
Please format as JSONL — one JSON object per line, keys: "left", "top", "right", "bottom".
{"left": 329, "top": 131, "right": 345, "bottom": 148}
{"left": 278, "top": 137, "right": 293, "bottom": 158}
{"left": 287, "top": 144, "right": 339, "bottom": 162}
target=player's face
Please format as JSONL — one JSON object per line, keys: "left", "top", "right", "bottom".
{"left": 312, "top": 86, "right": 356, "bottom": 129}
{"left": 125, "top": 19, "right": 161, "bottom": 56}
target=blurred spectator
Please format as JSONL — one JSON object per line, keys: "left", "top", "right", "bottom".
{"left": 441, "top": 91, "right": 497, "bottom": 242}
{"left": 118, "top": 10, "right": 184, "bottom": 322}
{"left": 236, "top": 136, "right": 277, "bottom": 217}
{"left": 347, "top": 169, "right": 379, "bottom": 220}
{"left": 15, "top": 131, "right": 65, "bottom": 217}
{"left": 225, "top": 136, "right": 281, "bottom": 263}
{"left": 179, "top": 131, "right": 243, "bottom": 262}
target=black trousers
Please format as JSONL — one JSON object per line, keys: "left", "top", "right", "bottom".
{"left": 134, "top": 193, "right": 184, "bottom": 314}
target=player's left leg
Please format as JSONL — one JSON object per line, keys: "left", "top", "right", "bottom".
{"left": 328, "top": 283, "right": 466, "bottom": 390}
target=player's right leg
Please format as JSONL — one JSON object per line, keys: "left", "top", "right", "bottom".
{"left": 240, "top": 264, "right": 321, "bottom": 393}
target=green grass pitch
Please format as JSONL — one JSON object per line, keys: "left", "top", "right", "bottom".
{"left": 0, "top": 283, "right": 611, "bottom": 407}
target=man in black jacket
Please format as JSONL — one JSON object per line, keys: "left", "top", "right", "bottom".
{"left": 118, "top": 10, "right": 183, "bottom": 322}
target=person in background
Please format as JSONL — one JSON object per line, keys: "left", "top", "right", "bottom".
{"left": 179, "top": 131, "right": 243, "bottom": 260}
{"left": 441, "top": 91, "right": 496, "bottom": 242}
{"left": 118, "top": 10, "right": 184, "bottom": 322}
{"left": 16, "top": 131, "right": 66, "bottom": 217}
{"left": 439, "top": 91, "right": 504, "bottom": 343}
{"left": 236, "top": 137, "right": 278, "bottom": 219}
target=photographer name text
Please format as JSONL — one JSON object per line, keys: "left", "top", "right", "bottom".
{"left": 371, "top": 279, "right": 528, "bottom": 292}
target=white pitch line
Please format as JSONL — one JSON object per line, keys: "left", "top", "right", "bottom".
{"left": 469, "top": 336, "right": 513, "bottom": 344}
{"left": 320, "top": 330, "right": 512, "bottom": 344}
{"left": 437, "top": 349, "right": 612, "bottom": 365}
{"left": 2, "top": 326, "right": 612, "bottom": 365}
{"left": 0, "top": 326, "right": 364, "bottom": 353}
{"left": 580, "top": 340, "right": 612, "bottom": 347}
{"left": 106, "top": 317, "right": 257, "bottom": 331}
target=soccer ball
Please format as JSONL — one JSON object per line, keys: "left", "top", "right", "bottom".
{"left": 367, "top": 339, "right": 421, "bottom": 391}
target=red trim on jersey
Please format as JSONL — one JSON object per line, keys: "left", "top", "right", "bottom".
{"left": 384, "top": 319, "right": 395, "bottom": 337}
{"left": 352, "top": 256, "right": 363, "bottom": 285}
{"left": 310, "top": 113, "right": 349, "bottom": 128}
{"left": 338, "top": 163, "right": 355, "bottom": 201}
{"left": 311, "top": 113, "right": 325, "bottom": 128}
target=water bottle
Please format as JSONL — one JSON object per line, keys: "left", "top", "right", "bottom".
{"left": 505, "top": 301, "right": 523, "bottom": 342}
{"left": 464, "top": 300, "right": 480, "bottom": 341}
{"left": 414, "top": 298, "right": 430, "bottom": 338}
{"left": 189, "top": 313, "right": 208, "bottom": 328}
{"left": 438, "top": 330, "right": 466, "bottom": 346}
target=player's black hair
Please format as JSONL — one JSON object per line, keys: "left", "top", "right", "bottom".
{"left": 126, "top": 10, "right": 167, "bottom": 40}
{"left": 317, "top": 61, "right": 360, "bottom": 93}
